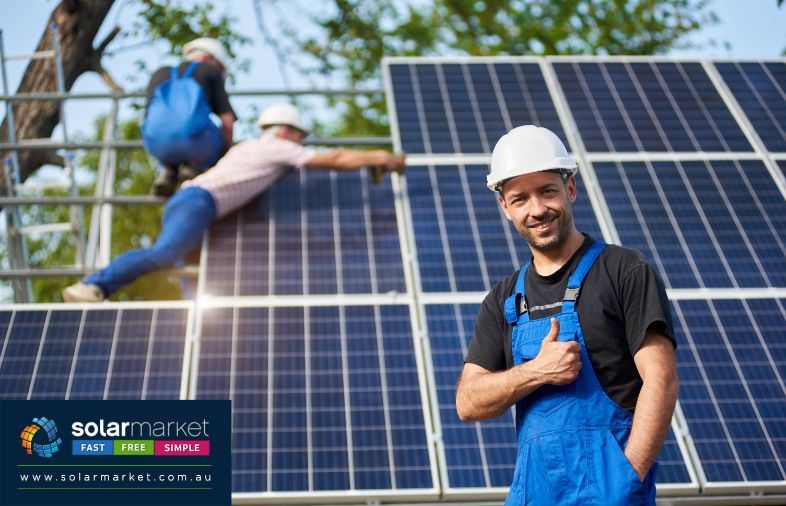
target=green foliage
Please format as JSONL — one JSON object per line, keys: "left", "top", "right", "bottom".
{"left": 285, "top": 0, "right": 717, "bottom": 137}
{"left": 121, "top": 0, "right": 252, "bottom": 81}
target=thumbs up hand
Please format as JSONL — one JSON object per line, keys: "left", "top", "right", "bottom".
{"left": 531, "top": 318, "right": 582, "bottom": 385}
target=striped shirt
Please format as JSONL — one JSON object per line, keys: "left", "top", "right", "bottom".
{"left": 182, "top": 134, "right": 314, "bottom": 218}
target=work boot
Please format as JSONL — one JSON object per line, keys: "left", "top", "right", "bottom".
{"left": 152, "top": 167, "right": 178, "bottom": 197}
{"left": 177, "top": 165, "right": 199, "bottom": 184}
{"left": 62, "top": 282, "right": 104, "bottom": 303}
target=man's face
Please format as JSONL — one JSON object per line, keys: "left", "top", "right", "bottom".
{"left": 279, "top": 125, "right": 308, "bottom": 145}
{"left": 498, "top": 171, "right": 577, "bottom": 252}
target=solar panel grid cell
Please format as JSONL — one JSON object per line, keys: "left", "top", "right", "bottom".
{"left": 594, "top": 159, "right": 786, "bottom": 289}
{"left": 0, "top": 308, "right": 189, "bottom": 402}
{"left": 553, "top": 61, "right": 752, "bottom": 152}
{"left": 194, "top": 304, "right": 433, "bottom": 495}
{"left": 673, "top": 299, "right": 786, "bottom": 484}
{"left": 203, "top": 169, "right": 405, "bottom": 297}
{"left": 716, "top": 62, "right": 786, "bottom": 152}
{"left": 390, "top": 62, "right": 567, "bottom": 154}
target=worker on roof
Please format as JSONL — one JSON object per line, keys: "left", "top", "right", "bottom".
{"left": 62, "top": 102, "right": 405, "bottom": 302}
{"left": 142, "top": 37, "right": 236, "bottom": 197}
{"left": 455, "top": 125, "right": 678, "bottom": 505}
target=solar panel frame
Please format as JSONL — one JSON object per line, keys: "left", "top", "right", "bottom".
{"left": 0, "top": 302, "right": 193, "bottom": 401}
{"left": 189, "top": 297, "right": 441, "bottom": 503}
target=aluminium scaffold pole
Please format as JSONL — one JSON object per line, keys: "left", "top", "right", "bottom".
{"left": 0, "top": 28, "right": 33, "bottom": 302}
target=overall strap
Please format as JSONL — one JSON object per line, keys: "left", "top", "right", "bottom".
{"left": 169, "top": 65, "right": 179, "bottom": 80}
{"left": 562, "top": 242, "right": 607, "bottom": 313}
{"left": 504, "top": 262, "right": 530, "bottom": 324}
{"left": 182, "top": 61, "right": 199, "bottom": 78}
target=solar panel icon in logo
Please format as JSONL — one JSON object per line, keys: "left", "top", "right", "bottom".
{"left": 20, "top": 416, "right": 62, "bottom": 458}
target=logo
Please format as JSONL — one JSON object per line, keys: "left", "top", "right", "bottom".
{"left": 20, "top": 416, "right": 62, "bottom": 458}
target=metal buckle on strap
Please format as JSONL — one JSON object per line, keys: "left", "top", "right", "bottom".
{"left": 563, "top": 287, "right": 579, "bottom": 302}
{"left": 518, "top": 296, "right": 528, "bottom": 314}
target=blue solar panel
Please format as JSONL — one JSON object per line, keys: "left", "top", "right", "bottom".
{"left": 673, "top": 298, "right": 786, "bottom": 484}
{"left": 193, "top": 304, "right": 435, "bottom": 496}
{"left": 0, "top": 307, "right": 189, "bottom": 400}
{"left": 388, "top": 62, "right": 567, "bottom": 154}
{"left": 553, "top": 61, "right": 751, "bottom": 152}
{"left": 716, "top": 62, "right": 786, "bottom": 152}
{"left": 595, "top": 160, "right": 786, "bottom": 289}
{"left": 407, "top": 165, "right": 603, "bottom": 292}
{"left": 425, "top": 302, "right": 692, "bottom": 492}
{"left": 203, "top": 168, "right": 404, "bottom": 297}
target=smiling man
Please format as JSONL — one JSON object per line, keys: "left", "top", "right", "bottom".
{"left": 455, "top": 125, "right": 678, "bottom": 505}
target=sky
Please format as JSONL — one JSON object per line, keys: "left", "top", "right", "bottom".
{"left": 1, "top": 0, "right": 786, "bottom": 301}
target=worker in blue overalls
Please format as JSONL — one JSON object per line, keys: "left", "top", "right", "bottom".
{"left": 456, "top": 125, "right": 678, "bottom": 505}
{"left": 142, "top": 38, "right": 236, "bottom": 197}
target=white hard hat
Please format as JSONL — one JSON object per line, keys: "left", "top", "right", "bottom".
{"left": 183, "top": 37, "right": 228, "bottom": 69}
{"left": 256, "top": 102, "right": 309, "bottom": 134}
{"left": 487, "top": 125, "right": 577, "bottom": 192}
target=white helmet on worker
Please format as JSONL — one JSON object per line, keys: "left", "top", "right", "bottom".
{"left": 183, "top": 37, "right": 229, "bottom": 69}
{"left": 256, "top": 102, "right": 310, "bottom": 134}
{"left": 487, "top": 125, "right": 577, "bottom": 192}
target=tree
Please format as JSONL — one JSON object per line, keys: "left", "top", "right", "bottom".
{"left": 0, "top": 0, "right": 118, "bottom": 201}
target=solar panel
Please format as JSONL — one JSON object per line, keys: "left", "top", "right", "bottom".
{"left": 424, "top": 302, "right": 695, "bottom": 497}
{"left": 673, "top": 298, "right": 786, "bottom": 487}
{"left": 594, "top": 159, "right": 786, "bottom": 289}
{"left": 192, "top": 303, "right": 438, "bottom": 500}
{"left": 715, "top": 62, "right": 786, "bottom": 152}
{"left": 387, "top": 60, "right": 567, "bottom": 154}
{"left": 406, "top": 164, "right": 603, "bottom": 293}
{"left": 552, "top": 61, "right": 751, "bottom": 152}
{"left": 0, "top": 305, "right": 190, "bottom": 400}
{"left": 202, "top": 168, "right": 405, "bottom": 297}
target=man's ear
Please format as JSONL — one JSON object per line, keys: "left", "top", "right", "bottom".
{"left": 566, "top": 176, "right": 577, "bottom": 204}
{"left": 498, "top": 194, "right": 512, "bottom": 221}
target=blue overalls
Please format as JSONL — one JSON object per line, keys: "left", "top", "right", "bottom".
{"left": 503, "top": 242, "right": 657, "bottom": 505}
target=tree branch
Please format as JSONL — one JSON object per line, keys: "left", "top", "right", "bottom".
{"left": 95, "top": 25, "right": 121, "bottom": 55}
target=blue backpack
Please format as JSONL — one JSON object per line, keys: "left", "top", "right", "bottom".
{"left": 142, "top": 62, "right": 214, "bottom": 144}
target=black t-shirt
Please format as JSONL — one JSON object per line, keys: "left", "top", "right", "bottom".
{"left": 145, "top": 61, "right": 237, "bottom": 119}
{"left": 465, "top": 235, "right": 676, "bottom": 413}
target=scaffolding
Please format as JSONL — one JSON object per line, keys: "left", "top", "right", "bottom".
{"left": 0, "top": 30, "right": 388, "bottom": 303}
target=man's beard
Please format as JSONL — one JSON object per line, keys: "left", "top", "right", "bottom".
{"left": 515, "top": 208, "right": 574, "bottom": 252}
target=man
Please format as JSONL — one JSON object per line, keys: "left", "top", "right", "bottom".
{"left": 455, "top": 125, "right": 678, "bottom": 505}
{"left": 143, "top": 37, "right": 237, "bottom": 196}
{"left": 62, "top": 103, "right": 405, "bottom": 302}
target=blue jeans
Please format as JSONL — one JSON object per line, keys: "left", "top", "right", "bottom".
{"left": 84, "top": 187, "right": 216, "bottom": 296}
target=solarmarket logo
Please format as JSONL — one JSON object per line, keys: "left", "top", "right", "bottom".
{"left": 20, "top": 416, "right": 62, "bottom": 458}
{"left": 71, "top": 418, "right": 210, "bottom": 438}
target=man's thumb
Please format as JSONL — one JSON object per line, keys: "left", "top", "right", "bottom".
{"left": 543, "top": 318, "right": 560, "bottom": 342}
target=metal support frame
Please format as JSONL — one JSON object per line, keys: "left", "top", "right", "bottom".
{"left": 0, "top": 29, "right": 33, "bottom": 302}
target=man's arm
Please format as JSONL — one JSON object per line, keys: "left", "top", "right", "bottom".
{"left": 219, "top": 112, "right": 234, "bottom": 153}
{"left": 624, "top": 330, "right": 679, "bottom": 480}
{"left": 456, "top": 319, "right": 581, "bottom": 421}
{"left": 306, "top": 149, "right": 405, "bottom": 173}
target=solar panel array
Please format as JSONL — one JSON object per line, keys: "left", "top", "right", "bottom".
{"left": 385, "top": 56, "right": 786, "bottom": 500}
{"left": 1, "top": 56, "right": 785, "bottom": 503}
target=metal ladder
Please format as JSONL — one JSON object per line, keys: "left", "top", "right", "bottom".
{"left": 1, "top": 23, "right": 86, "bottom": 302}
